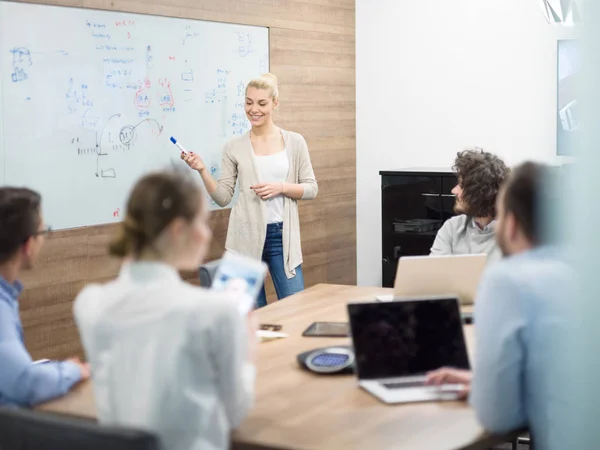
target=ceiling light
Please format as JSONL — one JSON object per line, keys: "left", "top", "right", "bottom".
{"left": 539, "top": 0, "right": 581, "bottom": 25}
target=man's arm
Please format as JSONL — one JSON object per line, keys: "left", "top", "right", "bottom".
{"left": 0, "top": 304, "right": 82, "bottom": 406}
{"left": 430, "top": 220, "right": 453, "bottom": 255}
{"left": 470, "top": 266, "right": 527, "bottom": 433}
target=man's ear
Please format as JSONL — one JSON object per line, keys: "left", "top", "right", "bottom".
{"left": 20, "top": 237, "right": 33, "bottom": 259}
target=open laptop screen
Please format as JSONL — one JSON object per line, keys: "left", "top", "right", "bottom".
{"left": 347, "top": 298, "right": 470, "bottom": 380}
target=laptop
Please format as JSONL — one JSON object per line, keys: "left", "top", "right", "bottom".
{"left": 347, "top": 296, "right": 470, "bottom": 404}
{"left": 394, "top": 254, "right": 487, "bottom": 305}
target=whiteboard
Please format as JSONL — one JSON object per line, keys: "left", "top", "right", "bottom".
{"left": 0, "top": 1, "right": 269, "bottom": 229}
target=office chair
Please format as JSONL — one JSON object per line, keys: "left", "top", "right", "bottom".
{"left": 0, "top": 406, "right": 159, "bottom": 450}
{"left": 199, "top": 258, "right": 221, "bottom": 287}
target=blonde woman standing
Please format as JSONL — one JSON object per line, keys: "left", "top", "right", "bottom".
{"left": 182, "top": 73, "right": 318, "bottom": 308}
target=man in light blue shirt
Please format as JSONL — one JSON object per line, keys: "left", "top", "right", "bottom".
{"left": 427, "top": 162, "right": 574, "bottom": 450}
{"left": 0, "top": 187, "right": 90, "bottom": 407}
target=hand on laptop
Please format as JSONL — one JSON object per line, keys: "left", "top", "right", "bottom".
{"left": 426, "top": 368, "right": 472, "bottom": 400}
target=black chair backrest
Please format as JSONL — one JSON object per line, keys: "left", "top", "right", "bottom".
{"left": 199, "top": 258, "right": 221, "bottom": 287}
{"left": 0, "top": 406, "right": 159, "bottom": 450}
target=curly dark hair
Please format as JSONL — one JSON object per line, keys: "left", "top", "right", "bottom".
{"left": 453, "top": 148, "right": 510, "bottom": 218}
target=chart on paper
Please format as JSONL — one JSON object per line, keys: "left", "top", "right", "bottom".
{"left": 0, "top": 1, "right": 269, "bottom": 229}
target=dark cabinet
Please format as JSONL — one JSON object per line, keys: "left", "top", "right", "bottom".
{"left": 380, "top": 169, "right": 458, "bottom": 287}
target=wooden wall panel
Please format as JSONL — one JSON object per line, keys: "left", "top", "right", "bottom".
{"left": 10, "top": 0, "right": 356, "bottom": 360}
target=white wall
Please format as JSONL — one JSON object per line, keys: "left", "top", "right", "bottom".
{"left": 356, "top": 0, "right": 576, "bottom": 286}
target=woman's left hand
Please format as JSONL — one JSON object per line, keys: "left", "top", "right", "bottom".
{"left": 251, "top": 183, "right": 283, "bottom": 200}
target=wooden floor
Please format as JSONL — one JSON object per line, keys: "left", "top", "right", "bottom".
{"left": 13, "top": 0, "right": 356, "bottom": 361}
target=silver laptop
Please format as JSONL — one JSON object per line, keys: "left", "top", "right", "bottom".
{"left": 347, "top": 296, "right": 470, "bottom": 404}
{"left": 394, "top": 254, "right": 487, "bottom": 305}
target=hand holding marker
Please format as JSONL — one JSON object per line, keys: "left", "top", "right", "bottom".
{"left": 174, "top": 136, "right": 206, "bottom": 172}
{"left": 170, "top": 136, "right": 188, "bottom": 155}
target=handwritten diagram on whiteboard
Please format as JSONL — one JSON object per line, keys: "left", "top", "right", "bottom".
{"left": 0, "top": 2, "right": 269, "bottom": 230}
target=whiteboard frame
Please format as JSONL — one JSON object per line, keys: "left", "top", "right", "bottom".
{"left": 0, "top": 0, "right": 271, "bottom": 231}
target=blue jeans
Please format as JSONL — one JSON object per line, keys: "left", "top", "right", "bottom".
{"left": 256, "top": 222, "right": 304, "bottom": 308}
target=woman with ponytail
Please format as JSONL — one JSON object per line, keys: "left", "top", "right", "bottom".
{"left": 73, "top": 171, "right": 255, "bottom": 450}
{"left": 182, "top": 73, "right": 318, "bottom": 308}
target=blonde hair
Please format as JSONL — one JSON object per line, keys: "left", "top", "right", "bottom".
{"left": 109, "top": 171, "right": 203, "bottom": 257}
{"left": 246, "top": 73, "right": 279, "bottom": 102}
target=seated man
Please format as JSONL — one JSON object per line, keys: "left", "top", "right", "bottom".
{"left": 430, "top": 148, "right": 510, "bottom": 263}
{"left": 427, "top": 162, "right": 573, "bottom": 450}
{"left": 0, "top": 187, "right": 90, "bottom": 406}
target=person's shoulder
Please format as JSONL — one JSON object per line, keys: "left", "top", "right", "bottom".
{"left": 444, "top": 215, "right": 468, "bottom": 226}
{"left": 474, "top": 258, "right": 524, "bottom": 314}
{"left": 500, "top": 246, "right": 566, "bottom": 271}
{"left": 74, "top": 282, "right": 107, "bottom": 307}
{"left": 178, "top": 284, "right": 239, "bottom": 317}
{"left": 480, "top": 255, "right": 515, "bottom": 282}
{"left": 282, "top": 129, "right": 307, "bottom": 147}
{"left": 482, "top": 246, "right": 571, "bottom": 291}
{"left": 74, "top": 279, "right": 120, "bottom": 308}
{"left": 73, "top": 275, "right": 130, "bottom": 309}
{"left": 73, "top": 282, "right": 115, "bottom": 329}
{"left": 440, "top": 214, "right": 469, "bottom": 231}
{"left": 283, "top": 129, "right": 303, "bottom": 140}
{"left": 0, "top": 299, "right": 19, "bottom": 337}
{"left": 0, "top": 298, "right": 13, "bottom": 322}
{"left": 515, "top": 246, "right": 572, "bottom": 282}
{"left": 226, "top": 133, "right": 249, "bottom": 152}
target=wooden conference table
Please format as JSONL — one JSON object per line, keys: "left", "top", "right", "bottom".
{"left": 37, "top": 284, "right": 521, "bottom": 450}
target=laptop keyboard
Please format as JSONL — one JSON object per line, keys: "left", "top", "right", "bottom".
{"left": 382, "top": 380, "right": 427, "bottom": 389}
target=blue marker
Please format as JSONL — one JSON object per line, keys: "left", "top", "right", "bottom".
{"left": 170, "top": 136, "right": 188, "bottom": 155}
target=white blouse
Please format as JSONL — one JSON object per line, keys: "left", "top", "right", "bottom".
{"left": 73, "top": 262, "right": 255, "bottom": 450}
{"left": 253, "top": 149, "right": 289, "bottom": 224}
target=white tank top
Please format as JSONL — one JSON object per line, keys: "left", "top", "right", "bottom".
{"left": 253, "top": 150, "right": 289, "bottom": 224}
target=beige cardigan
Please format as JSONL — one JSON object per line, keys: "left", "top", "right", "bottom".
{"left": 210, "top": 129, "right": 318, "bottom": 278}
